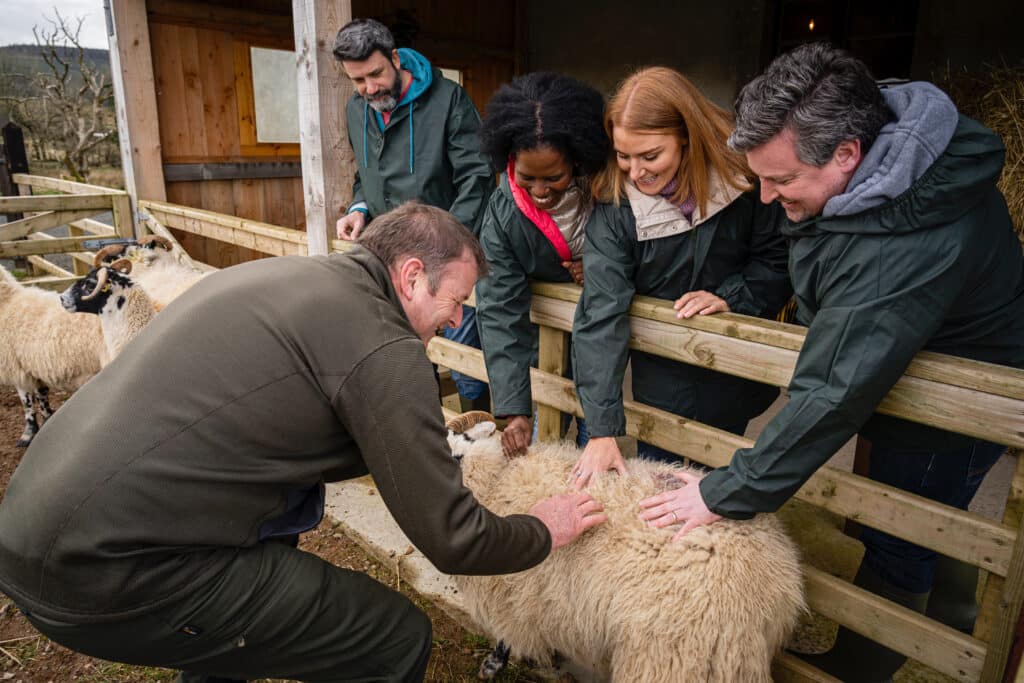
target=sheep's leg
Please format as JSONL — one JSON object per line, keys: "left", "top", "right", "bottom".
{"left": 477, "top": 640, "right": 511, "bottom": 680}
{"left": 35, "top": 386, "right": 54, "bottom": 422}
{"left": 15, "top": 388, "right": 40, "bottom": 448}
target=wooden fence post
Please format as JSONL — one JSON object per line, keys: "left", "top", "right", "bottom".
{"left": 536, "top": 325, "right": 568, "bottom": 442}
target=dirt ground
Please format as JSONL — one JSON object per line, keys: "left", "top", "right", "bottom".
{"left": 0, "top": 388, "right": 542, "bottom": 683}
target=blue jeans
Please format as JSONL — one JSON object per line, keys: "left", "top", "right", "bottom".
{"left": 862, "top": 438, "right": 1006, "bottom": 593}
{"left": 443, "top": 305, "right": 486, "bottom": 400}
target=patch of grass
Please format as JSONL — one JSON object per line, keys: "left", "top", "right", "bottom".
{"left": 80, "top": 662, "right": 175, "bottom": 683}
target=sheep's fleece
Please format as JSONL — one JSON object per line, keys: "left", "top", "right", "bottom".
{"left": 447, "top": 419, "right": 805, "bottom": 683}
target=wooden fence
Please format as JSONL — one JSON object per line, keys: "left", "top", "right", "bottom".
{"left": 3, "top": 174, "right": 133, "bottom": 289}
{"left": 3, "top": 188, "right": 1023, "bottom": 682}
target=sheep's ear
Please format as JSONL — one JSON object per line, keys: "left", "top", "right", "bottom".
{"left": 465, "top": 421, "right": 497, "bottom": 440}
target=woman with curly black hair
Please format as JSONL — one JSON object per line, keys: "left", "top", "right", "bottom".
{"left": 475, "top": 72, "right": 609, "bottom": 457}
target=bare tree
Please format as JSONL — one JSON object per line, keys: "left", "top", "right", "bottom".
{"left": 0, "top": 9, "right": 116, "bottom": 180}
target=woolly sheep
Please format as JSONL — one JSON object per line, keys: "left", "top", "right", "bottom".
{"left": 61, "top": 258, "right": 156, "bottom": 362}
{"left": 446, "top": 412, "right": 805, "bottom": 683}
{"left": 0, "top": 267, "right": 106, "bottom": 446}
{"left": 94, "top": 235, "right": 207, "bottom": 312}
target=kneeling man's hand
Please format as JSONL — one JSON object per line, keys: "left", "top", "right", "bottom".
{"left": 529, "top": 491, "right": 607, "bottom": 550}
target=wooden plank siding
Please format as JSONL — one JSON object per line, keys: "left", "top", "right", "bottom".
{"left": 148, "top": 1, "right": 303, "bottom": 266}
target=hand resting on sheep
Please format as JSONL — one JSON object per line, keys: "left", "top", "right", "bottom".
{"left": 446, "top": 411, "right": 805, "bottom": 683}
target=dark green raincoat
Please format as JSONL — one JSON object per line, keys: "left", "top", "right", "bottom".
{"left": 573, "top": 182, "right": 791, "bottom": 439}
{"left": 344, "top": 48, "right": 493, "bottom": 234}
{"left": 700, "top": 116, "right": 1024, "bottom": 518}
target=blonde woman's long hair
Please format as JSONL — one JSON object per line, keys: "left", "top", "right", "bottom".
{"left": 592, "top": 67, "right": 752, "bottom": 215}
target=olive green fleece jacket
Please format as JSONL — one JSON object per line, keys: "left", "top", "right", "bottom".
{"left": 573, "top": 179, "right": 791, "bottom": 438}
{"left": 475, "top": 174, "right": 577, "bottom": 418}
{"left": 345, "top": 48, "right": 494, "bottom": 235}
{"left": 0, "top": 247, "right": 550, "bottom": 623}
{"left": 700, "top": 115, "right": 1024, "bottom": 518}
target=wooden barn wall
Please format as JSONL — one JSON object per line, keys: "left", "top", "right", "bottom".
{"left": 148, "top": 0, "right": 301, "bottom": 267}
{"left": 147, "top": 0, "right": 517, "bottom": 268}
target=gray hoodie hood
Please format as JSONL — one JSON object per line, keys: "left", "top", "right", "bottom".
{"left": 823, "top": 82, "right": 959, "bottom": 218}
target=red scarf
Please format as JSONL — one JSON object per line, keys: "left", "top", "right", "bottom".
{"left": 506, "top": 159, "right": 573, "bottom": 261}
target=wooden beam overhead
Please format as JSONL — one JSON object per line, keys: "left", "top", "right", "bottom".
{"left": 291, "top": 0, "right": 354, "bottom": 256}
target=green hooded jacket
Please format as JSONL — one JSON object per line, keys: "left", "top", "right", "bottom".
{"left": 573, "top": 178, "right": 791, "bottom": 438}
{"left": 700, "top": 114, "right": 1024, "bottom": 518}
{"left": 345, "top": 48, "right": 494, "bottom": 234}
{"left": 475, "top": 174, "right": 577, "bottom": 417}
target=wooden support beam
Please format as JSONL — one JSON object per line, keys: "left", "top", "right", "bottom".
{"left": 0, "top": 209, "right": 106, "bottom": 241}
{"left": 425, "top": 337, "right": 1017, "bottom": 579}
{"left": 0, "top": 194, "right": 114, "bottom": 214}
{"left": 143, "top": 200, "right": 304, "bottom": 259}
{"left": 19, "top": 275, "right": 81, "bottom": 291}
{"left": 109, "top": 0, "right": 166, "bottom": 203}
{"left": 292, "top": 0, "right": 353, "bottom": 256}
{"left": 0, "top": 236, "right": 96, "bottom": 258}
{"left": 977, "top": 452, "right": 1024, "bottom": 644}
{"left": 110, "top": 193, "right": 135, "bottom": 239}
{"left": 532, "top": 282, "right": 1024, "bottom": 401}
{"left": 139, "top": 211, "right": 214, "bottom": 273}
{"left": 805, "top": 566, "right": 984, "bottom": 682}
{"left": 530, "top": 293, "right": 1024, "bottom": 449}
{"left": 535, "top": 326, "right": 568, "bottom": 442}
{"left": 10, "top": 173, "right": 124, "bottom": 196}
{"left": 67, "top": 218, "right": 117, "bottom": 236}
{"left": 25, "top": 256, "right": 74, "bottom": 278}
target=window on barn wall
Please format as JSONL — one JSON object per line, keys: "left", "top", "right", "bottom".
{"left": 774, "top": 0, "right": 919, "bottom": 79}
{"left": 250, "top": 47, "right": 300, "bottom": 144}
{"left": 440, "top": 68, "right": 463, "bottom": 86}
{"left": 233, "top": 39, "right": 300, "bottom": 157}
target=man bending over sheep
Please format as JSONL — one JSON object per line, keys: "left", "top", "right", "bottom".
{"left": 0, "top": 202, "right": 605, "bottom": 683}
{"left": 639, "top": 43, "right": 1024, "bottom": 682}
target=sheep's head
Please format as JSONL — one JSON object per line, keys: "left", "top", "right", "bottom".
{"left": 446, "top": 411, "right": 508, "bottom": 495}
{"left": 61, "top": 259, "right": 135, "bottom": 315}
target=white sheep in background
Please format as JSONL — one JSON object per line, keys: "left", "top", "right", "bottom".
{"left": 446, "top": 412, "right": 805, "bottom": 683}
{"left": 61, "top": 258, "right": 156, "bottom": 362}
{"left": 94, "top": 235, "right": 208, "bottom": 312}
{"left": 0, "top": 267, "right": 106, "bottom": 446}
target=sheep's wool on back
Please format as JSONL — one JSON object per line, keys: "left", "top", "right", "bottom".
{"left": 452, "top": 434, "right": 805, "bottom": 683}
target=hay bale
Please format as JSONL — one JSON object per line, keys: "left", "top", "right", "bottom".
{"left": 934, "top": 64, "right": 1024, "bottom": 242}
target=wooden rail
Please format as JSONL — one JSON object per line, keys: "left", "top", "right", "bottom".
{"left": 43, "top": 198, "right": 1023, "bottom": 682}
{"left": 1, "top": 174, "right": 132, "bottom": 278}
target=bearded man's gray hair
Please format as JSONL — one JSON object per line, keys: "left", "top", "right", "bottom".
{"left": 332, "top": 18, "right": 395, "bottom": 62}
{"left": 728, "top": 43, "right": 893, "bottom": 166}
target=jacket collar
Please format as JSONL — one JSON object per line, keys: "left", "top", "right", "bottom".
{"left": 623, "top": 168, "right": 744, "bottom": 240}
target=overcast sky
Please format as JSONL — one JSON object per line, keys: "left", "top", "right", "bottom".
{"left": 0, "top": 1, "right": 109, "bottom": 50}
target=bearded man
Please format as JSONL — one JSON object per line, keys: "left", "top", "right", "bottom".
{"left": 333, "top": 17, "right": 493, "bottom": 410}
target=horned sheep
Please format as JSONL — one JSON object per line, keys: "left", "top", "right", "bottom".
{"left": 446, "top": 412, "right": 805, "bottom": 683}
{"left": 60, "top": 258, "right": 157, "bottom": 361}
{"left": 0, "top": 267, "right": 106, "bottom": 446}
{"left": 94, "top": 235, "right": 208, "bottom": 312}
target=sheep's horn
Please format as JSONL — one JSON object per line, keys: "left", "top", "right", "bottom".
{"left": 139, "top": 235, "right": 173, "bottom": 251}
{"left": 93, "top": 244, "right": 127, "bottom": 267}
{"left": 445, "top": 411, "right": 496, "bottom": 433}
{"left": 110, "top": 258, "right": 133, "bottom": 274}
{"left": 80, "top": 267, "right": 110, "bottom": 301}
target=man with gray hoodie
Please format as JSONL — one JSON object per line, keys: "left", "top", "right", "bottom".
{"left": 332, "top": 18, "right": 493, "bottom": 411}
{"left": 637, "top": 43, "right": 1024, "bottom": 682}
